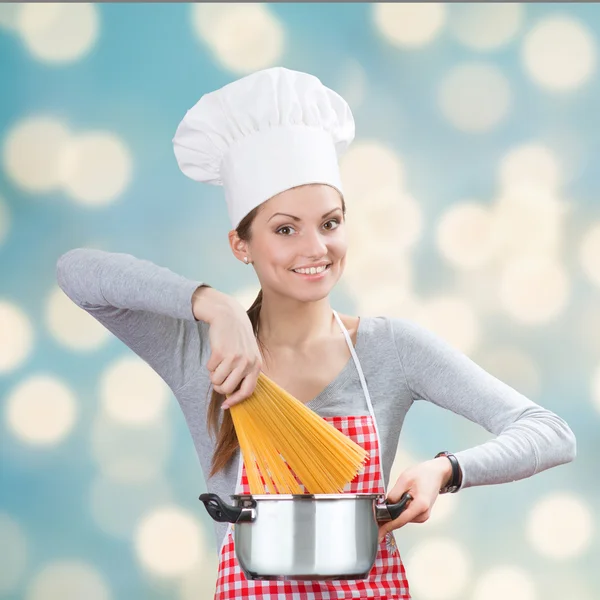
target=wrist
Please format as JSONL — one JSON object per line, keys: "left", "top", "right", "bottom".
{"left": 432, "top": 456, "right": 453, "bottom": 488}
{"left": 434, "top": 451, "right": 462, "bottom": 493}
{"left": 192, "top": 285, "right": 233, "bottom": 323}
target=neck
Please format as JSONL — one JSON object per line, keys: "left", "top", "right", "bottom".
{"left": 257, "top": 293, "right": 335, "bottom": 351}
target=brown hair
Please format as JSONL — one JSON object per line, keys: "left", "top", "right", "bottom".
{"left": 206, "top": 193, "right": 346, "bottom": 478}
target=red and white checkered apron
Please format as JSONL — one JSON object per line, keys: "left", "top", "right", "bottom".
{"left": 214, "top": 414, "right": 411, "bottom": 599}
{"left": 213, "top": 311, "right": 411, "bottom": 599}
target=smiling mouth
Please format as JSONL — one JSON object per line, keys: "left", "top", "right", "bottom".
{"left": 290, "top": 264, "right": 332, "bottom": 276}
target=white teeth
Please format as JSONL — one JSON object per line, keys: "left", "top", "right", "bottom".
{"left": 293, "top": 264, "right": 329, "bottom": 275}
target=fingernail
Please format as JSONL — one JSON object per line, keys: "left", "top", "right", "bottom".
{"left": 221, "top": 404, "right": 229, "bottom": 410}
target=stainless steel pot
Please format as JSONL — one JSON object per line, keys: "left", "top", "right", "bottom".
{"left": 199, "top": 491, "right": 413, "bottom": 581}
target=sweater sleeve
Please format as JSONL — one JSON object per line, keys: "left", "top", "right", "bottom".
{"left": 390, "top": 318, "right": 577, "bottom": 490}
{"left": 56, "top": 248, "right": 210, "bottom": 392}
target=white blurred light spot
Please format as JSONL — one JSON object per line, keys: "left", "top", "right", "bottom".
{"left": 135, "top": 506, "right": 203, "bottom": 577}
{"left": 100, "top": 356, "right": 169, "bottom": 426}
{"left": 579, "top": 222, "right": 600, "bottom": 288}
{"left": 179, "top": 553, "right": 220, "bottom": 600}
{"left": 6, "top": 375, "right": 77, "bottom": 445}
{"left": 476, "top": 346, "right": 541, "bottom": 400}
{"left": 91, "top": 412, "right": 171, "bottom": 483}
{"left": 522, "top": 16, "right": 596, "bottom": 91}
{"left": 454, "top": 269, "right": 503, "bottom": 315}
{"left": 355, "top": 280, "right": 414, "bottom": 320}
{"left": 192, "top": 4, "right": 284, "bottom": 73}
{"left": 340, "top": 141, "right": 405, "bottom": 204}
{"left": 3, "top": 117, "right": 71, "bottom": 192}
{"left": 0, "top": 301, "right": 34, "bottom": 373}
{"left": 499, "top": 257, "right": 569, "bottom": 324}
{"left": 450, "top": 4, "right": 524, "bottom": 51}
{"left": 375, "top": 291, "right": 424, "bottom": 323}
{"left": 345, "top": 243, "right": 413, "bottom": 312}
{"left": 405, "top": 537, "right": 471, "bottom": 599}
{"left": 59, "top": 132, "right": 132, "bottom": 205}
{"left": 89, "top": 474, "right": 172, "bottom": 539}
{"left": 492, "top": 186, "right": 567, "bottom": 260}
{"left": 17, "top": 3, "right": 99, "bottom": 64}
{"left": 373, "top": 3, "right": 446, "bottom": 48}
{"left": 499, "top": 144, "right": 562, "bottom": 193}
{"left": 351, "top": 187, "right": 423, "bottom": 252}
{"left": 417, "top": 296, "right": 480, "bottom": 354}
{"left": 420, "top": 493, "right": 458, "bottom": 529}
{"left": 439, "top": 63, "right": 511, "bottom": 133}
{"left": 436, "top": 202, "right": 499, "bottom": 269}
{"left": 576, "top": 302, "right": 600, "bottom": 357}
{"left": 47, "top": 287, "right": 110, "bottom": 351}
{"left": 526, "top": 493, "right": 594, "bottom": 559}
{"left": 472, "top": 565, "right": 537, "bottom": 600}
{"left": 0, "top": 513, "right": 28, "bottom": 594}
{"left": 25, "top": 560, "right": 111, "bottom": 600}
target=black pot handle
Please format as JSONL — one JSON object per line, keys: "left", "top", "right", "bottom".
{"left": 375, "top": 491, "right": 413, "bottom": 523}
{"left": 199, "top": 493, "right": 244, "bottom": 523}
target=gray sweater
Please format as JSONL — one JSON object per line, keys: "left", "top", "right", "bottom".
{"left": 56, "top": 248, "right": 577, "bottom": 550}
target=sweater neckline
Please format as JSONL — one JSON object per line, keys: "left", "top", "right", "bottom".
{"left": 303, "top": 315, "right": 367, "bottom": 412}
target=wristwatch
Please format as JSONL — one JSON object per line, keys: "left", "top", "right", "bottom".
{"left": 434, "top": 451, "right": 462, "bottom": 494}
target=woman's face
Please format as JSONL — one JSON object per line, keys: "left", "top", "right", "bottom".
{"left": 248, "top": 184, "right": 347, "bottom": 301}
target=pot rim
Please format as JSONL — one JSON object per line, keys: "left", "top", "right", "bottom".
{"left": 231, "top": 493, "right": 384, "bottom": 501}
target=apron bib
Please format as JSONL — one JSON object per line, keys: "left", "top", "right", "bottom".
{"left": 213, "top": 310, "right": 411, "bottom": 599}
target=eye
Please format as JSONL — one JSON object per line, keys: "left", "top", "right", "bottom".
{"left": 275, "top": 219, "right": 341, "bottom": 236}
{"left": 276, "top": 225, "right": 296, "bottom": 236}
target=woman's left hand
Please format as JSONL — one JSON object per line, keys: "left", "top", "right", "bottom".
{"left": 378, "top": 458, "right": 452, "bottom": 543}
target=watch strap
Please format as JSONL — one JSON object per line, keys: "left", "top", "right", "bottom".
{"left": 435, "top": 451, "right": 461, "bottom": 494}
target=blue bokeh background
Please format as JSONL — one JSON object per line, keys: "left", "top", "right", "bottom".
{"left": 1, "top": 3, "right": 599, "bottom": 599}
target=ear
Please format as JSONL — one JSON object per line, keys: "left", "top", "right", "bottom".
{"left": 228, "top": 230, "right": 250, "bottom": 264}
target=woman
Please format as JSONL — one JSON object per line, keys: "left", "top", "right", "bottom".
{"left": 57, "top": 67, "right": 576, "bottom": 599}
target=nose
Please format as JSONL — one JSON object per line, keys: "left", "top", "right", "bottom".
{"left": 300, "top": 227, "right": 329, "bottom": 259}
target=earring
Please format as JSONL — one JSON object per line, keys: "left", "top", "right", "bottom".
{"left": 244, "top": 257, "right": 248, "bottom": 264}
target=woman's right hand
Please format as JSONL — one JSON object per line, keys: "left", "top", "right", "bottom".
{"left": 193, "top": 287, "right": 262, "bottom": 409}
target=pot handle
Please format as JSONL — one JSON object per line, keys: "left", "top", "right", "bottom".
{"left": 199, "top": 493, "right": 256, "bottom": 524}
{"left": 375, "top": 491, "right": 413, "bottom": 523}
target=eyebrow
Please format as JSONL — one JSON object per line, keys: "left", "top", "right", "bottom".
{"left": 268, "top": 208, "right": 342, "bottom": 223}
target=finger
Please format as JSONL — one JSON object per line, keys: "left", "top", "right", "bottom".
{"left": 218, "top": 361, "right": 258, "bottom": 400}
{"left": 411, "top": 510, "right": 430, "bottom": 523}
{"left": 214, "top": 365, "right": 246, "bottom": 396}
{"left": 222, "top": 370, "right": 258, "bottom": 408}
{"left": 208, "top": 357, "right": 230, "bottom": 386}
{"left": 378, "top": 524, "right": 390, "bottom": 543}
{"left": 386, "top": 475, "right": 412, "bottom": 504}
{"left": 384, "top": 496, "right": 426, "bottom": 534}
{"left": 377, "top": 507, "right": 428, "bottom": 543}
{"left": 206, "top": 353, "right": 225, "bottom": 375}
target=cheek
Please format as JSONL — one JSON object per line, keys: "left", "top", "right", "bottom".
{"left": 254, "top": 237, "right": 286, "bottom": 260}
{"left": 331, "top": 237, "right": 348, "bottom": 260}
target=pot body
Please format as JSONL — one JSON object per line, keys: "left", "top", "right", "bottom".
{"left": 230, "top": 493, "right": 392, "bottom": 580}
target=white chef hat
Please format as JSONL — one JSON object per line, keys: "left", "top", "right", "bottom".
{"left": 172, "top": 67, "right": 355, "bottom": 230}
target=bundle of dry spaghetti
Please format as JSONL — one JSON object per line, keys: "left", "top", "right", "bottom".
{"left": 228, "top": 372, "right": 369, "bottom": 495}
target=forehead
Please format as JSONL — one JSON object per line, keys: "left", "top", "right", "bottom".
{"left": 262, "top": 184, "right": 342, "bottom": 218}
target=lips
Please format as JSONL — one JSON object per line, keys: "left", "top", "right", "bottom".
{"left": 290, "top": 264, "right": 332, "bottom": 278}
{"left": 291, "top": 263, "right": 331, "bottom": 273}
